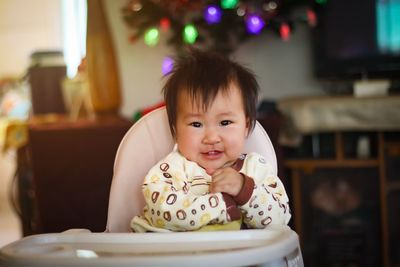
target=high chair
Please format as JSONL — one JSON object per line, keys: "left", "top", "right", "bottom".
{"left": 0, "top": 107, "right": 303, "bottom": 267}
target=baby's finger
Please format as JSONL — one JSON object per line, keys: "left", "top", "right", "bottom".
{"left": 212, "top": 169, "right": 223, "bottom": 177}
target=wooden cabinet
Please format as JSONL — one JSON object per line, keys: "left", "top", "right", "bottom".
{"left": 17, "top": 116, "right": 132, "bottom": 235}
{"left": 383, "top": 136, "right": 400, "bottom": 267}
{"left": 278, "top": 96, "right": 400, "bottom": 267}
{"left": 284, "top": 131, "right": 399, "bottom": 267}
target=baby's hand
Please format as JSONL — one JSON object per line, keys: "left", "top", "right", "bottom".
{"left": 210, "top": 167, "right": 244, "bottom": 197}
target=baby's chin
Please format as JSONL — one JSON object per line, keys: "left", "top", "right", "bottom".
{"left": 197, "top": 163, "right": 221, "bottom": 175}
{"left": 201, "top": 161, "right": 236, "bottom": 175}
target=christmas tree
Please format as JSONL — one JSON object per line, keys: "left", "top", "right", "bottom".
{"left": 122, "top": 0, "right": 317, "bottom": 55}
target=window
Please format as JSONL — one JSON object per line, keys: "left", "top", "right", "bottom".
{"left": 61, "top": 0, "right": 87, "bottom": 78}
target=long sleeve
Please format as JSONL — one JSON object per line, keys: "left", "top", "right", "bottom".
{"left": 137, "top": 151, "right": 240, "bottom": 232}
{"left": 236, "top": 153, "right": 291, "bottom": 228}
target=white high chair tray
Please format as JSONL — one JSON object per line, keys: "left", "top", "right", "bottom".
{"left": 0, "top": 227, "right": 302, "bottom": 267}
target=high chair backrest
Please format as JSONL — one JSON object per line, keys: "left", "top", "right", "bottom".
{"left": 106, "top": 107, "right": 277, "bottom": 232}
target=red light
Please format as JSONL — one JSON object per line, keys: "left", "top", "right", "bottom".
{"left": 160, "top": 17, "right": 171, "bottom": 32}
{"left": 280, "top": 23, "right": 290, "bottom": 41}
{"left": 307, "top": 9, "right": 317, "bottom": 27}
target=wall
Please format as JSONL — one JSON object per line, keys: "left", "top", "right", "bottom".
{"left": 0, "top": 0, "right": 62, "bottom": 77}
{"left": 234, "top": 25, "right": 323, "bottom": 101}
{"left": 104, "top": 0, "right": 324, "bottom": 118}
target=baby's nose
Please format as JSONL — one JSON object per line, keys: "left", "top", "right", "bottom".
{"left": 203, "top": 128, "right": 221, "bottom": 144}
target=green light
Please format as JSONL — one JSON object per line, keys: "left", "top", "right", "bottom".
{"left": 183, "top": 24, "right": 198, "bottom": 44}
{"left": 221, "top": 0, "right": 238, "bottom": 9}
{"left": 315, "top": 0, "right": 328, "bottom": 5}
{"left": 144, "top": 28, "right": 159, "bottom": 46}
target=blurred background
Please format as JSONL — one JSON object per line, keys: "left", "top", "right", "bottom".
{"left": 0, "top": 0, "right": 399, "bottom": 266}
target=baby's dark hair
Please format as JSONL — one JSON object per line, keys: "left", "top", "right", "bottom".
{"left": 162, "top": 49, "right": 259, "bottom": 137}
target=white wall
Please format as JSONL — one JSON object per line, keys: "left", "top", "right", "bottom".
{"left": 104, "top": 0, "right": 324, "bottom": 118}
{"left": 0, "top": 0, "right": 62, "bottom": 77}
{"left": 233, "top": 25, "right": 324, "bottom": 101}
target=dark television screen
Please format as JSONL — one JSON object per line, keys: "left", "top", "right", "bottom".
{"left": 312, "top": 0, "right": 400, "bottom": 80}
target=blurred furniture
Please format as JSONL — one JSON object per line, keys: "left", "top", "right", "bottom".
{"left": 21, "top": 116, "right": 131, "bottom": 234}
{"left": 278, "top": 95, "right": 400, "bottom": 267}
{"left": 28, "top": 51, "right": 67, "bottom": 115}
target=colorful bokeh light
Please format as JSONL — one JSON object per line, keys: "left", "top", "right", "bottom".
{"left": 144, "top": 28, "right": 159, "bottom": 46}
{"left": 204, "top": 5, "right": 222, "bottom": 24}
{"left": 280, "top": 23, "right": 290, "bottom": 41}
{"left": 183, "top": 24, "right": 198, "bottom": 44}
{"left": 221, "top": 0, "right": 238, "bottom": 9}
{"left": 162, "top": 56, "right": 174, "bottom": 76}
{"left": 245, "top": 14, "right": 265, "bottom": 34}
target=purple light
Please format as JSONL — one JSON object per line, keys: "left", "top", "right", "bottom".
{"left": 162, "top": 57, "right": 174, "bottom": 76}
{"left": 245, "top": 14, "right": 265, "bottom": 34}
{"left": 204, "top": 5, "right": 222, "bottom": 24}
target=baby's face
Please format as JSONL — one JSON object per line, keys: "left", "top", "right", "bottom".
{"left": 175, "top": 84, "right": 249, "bottom": 174}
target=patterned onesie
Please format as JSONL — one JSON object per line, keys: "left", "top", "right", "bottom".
{"left": 130, "top": 150, "right": 291, "bottom": 232}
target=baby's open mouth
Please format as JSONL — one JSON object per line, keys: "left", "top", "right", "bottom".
{"left": 203, "top": 150, "right": 222, "bottom": 155}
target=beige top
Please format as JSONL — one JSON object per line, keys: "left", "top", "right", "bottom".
{"left": 131, "top": 151, "right": 291, "bottom": 232}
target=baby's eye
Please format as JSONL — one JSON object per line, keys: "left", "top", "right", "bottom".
{"left": 189, "top": 122, "right": 202, "bottom": 128}
{"left": 220, "top": 120, "right": 232, "bottom": 126}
